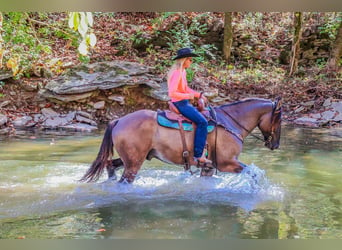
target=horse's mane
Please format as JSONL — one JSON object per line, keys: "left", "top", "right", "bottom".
{"left": 217, "top": 97, "right": 271, "bottom": 109}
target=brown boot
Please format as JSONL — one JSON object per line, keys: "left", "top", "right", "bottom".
{"left": 194, "top": 156, "right": 212, "bottom": 165}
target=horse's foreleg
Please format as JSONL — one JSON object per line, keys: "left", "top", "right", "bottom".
{"left": 200, "top": 167, "right": 215, "bottom": 177}
{"left": 107, "top": 158, "right": 124, "bottom": 180}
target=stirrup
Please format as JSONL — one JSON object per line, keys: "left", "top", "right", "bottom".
{"left": 194, "top": 157, "right": 212, "bottom": 165}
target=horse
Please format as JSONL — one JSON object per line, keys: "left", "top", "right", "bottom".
{"left": 80, "top": 97, "right": 282, "bottom": 183}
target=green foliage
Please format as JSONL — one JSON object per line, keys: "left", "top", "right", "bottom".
{"left": 165, "top": 13, "right": 209, "bottom": 52}
{"left": 318, "top": 13, "right": 342, "bottom": 39}
{"left": 1, "top": 12, "right": 52, "bottom": 78}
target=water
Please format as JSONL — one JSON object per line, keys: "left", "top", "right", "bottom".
{"left": 0, "top": 126, "right": 341, "bottom": 239}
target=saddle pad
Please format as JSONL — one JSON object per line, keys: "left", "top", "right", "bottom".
{"left": 157, "top": 113, "right": 215, "bottom": 133}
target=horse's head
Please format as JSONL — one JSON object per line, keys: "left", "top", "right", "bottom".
{"left": 258, "top": 97, "right": 282, "bottom": 150}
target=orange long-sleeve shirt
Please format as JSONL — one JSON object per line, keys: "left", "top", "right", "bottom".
{"left": 168, "top": 69, "right": 200, "bottom": 102}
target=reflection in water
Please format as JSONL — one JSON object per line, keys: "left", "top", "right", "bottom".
{"left": 0, "top": 126, "right": 341, "bottom": 239}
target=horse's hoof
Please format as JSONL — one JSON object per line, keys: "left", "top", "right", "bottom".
{"left": 200, "top": 167, "right": 215, "bottom": 177}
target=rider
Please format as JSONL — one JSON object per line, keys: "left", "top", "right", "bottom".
{"left": 167, "top": 47, "right": 212, "bottom": 165}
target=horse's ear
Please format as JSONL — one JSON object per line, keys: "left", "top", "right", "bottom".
{"left": 275, "top": 96, "right": 282, "bottom": 111}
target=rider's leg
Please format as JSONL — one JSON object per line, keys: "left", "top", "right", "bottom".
{"left": 173, "top": 99, "right": 211, "bottom": 164}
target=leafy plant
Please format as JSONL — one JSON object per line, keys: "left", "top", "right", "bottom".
{"left": 68, "top": 12, "right": 97, "bottom": 56}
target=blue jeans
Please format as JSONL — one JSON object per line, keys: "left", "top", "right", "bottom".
{"left": 173, "top": 99, "right": 208, "bottom": 158}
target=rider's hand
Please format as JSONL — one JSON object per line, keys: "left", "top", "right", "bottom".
{"left": 201, "top": 95, "right": 208, "bottom": 104}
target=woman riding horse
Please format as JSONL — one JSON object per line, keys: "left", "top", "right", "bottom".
{"left": 167, "top": 48, "right": 211, "bottom": 165}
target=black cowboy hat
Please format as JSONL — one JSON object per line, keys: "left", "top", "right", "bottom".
{"left": 173, "top": 47, "right": 199, "bottom": 60}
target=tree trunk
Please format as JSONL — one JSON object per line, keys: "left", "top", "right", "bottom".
{"left": 289, "top": 12, "right": 303, "bottom": 76}
{"left": 0, "top": 12, "right": 3, "bottom": 69}
{"left": 327, "top": 19, "right": 342, "bottom": 72}
{"left": 223, "top": 12, "right": 233, "bottom": 62}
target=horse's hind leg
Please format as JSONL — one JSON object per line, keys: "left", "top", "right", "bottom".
{"left": 107, "top": 158, "right": 124, "bottom": 180}
{"left": 118, "top": 156, "right": 146, "bottom": 184}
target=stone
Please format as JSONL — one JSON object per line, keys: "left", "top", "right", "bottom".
{"left": 38, "top": 89, "right": 94, "bottom": 102}
{"left": 12, "top": 116, "right": 34, "bottom": 128}
{"left": 331, "top": 101, "right": 342, "bottom": 113}
{"left": 42, "top": 116, "right": 70, "bottom": 128}
{"left": 323, "top": 98, "right": 332, "bottom": 107}
{"left": 108, "top": 95, "right": 125, "bottom": 105}
{"left": 148, "top": 81, "right": 170, "bottom": 101}
{"left": 65, "top": 111, "right": 76, "bottom": 122}
{"left": 76, "top": 110, "right": 92, "bottom": 119}
{"left": 294, "top": 117, "right": 319, "bottom": 127}
{"left": 0, "top": 69, "right": 12, "bottom": 80}
{"left": 302, "top": 101, "right": 315, "bottom": 106}
{"left": 0, "top": 100, "right": 11, "bottom": 108}
{"left": 310, "top": 113, "right": 321, "bottom": 119}
{"left": 39, "top": 61, "right": 161, "bottom": 103}
{"left": 41, "top": 108, "right": 59, "bottom": 117}
{"left": 0, "top": 127, "right": 11, "bottom": 134}
{"left": 59, "top": 123, "right": 98, "bottom": 132}
{"left": 75, "top": 114, "right": 97, "bottom": 126}
{"left": 0, "top": 114, "right": 8, "bottom": 126}
{"left": 93, "top": 101, "right": 105, "bottom": 109}
{"left": 321, "top": 110, "right": 335, "bottom": 120}
{"left": 333, "top": 113, "right": 342, "bottom": 122}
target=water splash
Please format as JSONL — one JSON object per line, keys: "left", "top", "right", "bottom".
{"left": 0, "top": 162, "right": 284, "bottom": 219}
{"left": 76, "top": 163, "right": 284, "bottom": 211}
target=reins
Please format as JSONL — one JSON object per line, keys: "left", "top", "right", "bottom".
{"left": 219, "top": 108, "right": 266, "bottom": 142}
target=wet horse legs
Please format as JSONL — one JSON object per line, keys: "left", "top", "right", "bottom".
{"left": 107, "top": 158, "right": 124, "bottom": 180}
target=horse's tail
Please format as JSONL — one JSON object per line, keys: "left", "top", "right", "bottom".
{"left": 80, "top": 119, "right": 118, "bottom": 182}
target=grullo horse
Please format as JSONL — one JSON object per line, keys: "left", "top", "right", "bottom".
{"left": 81, "top": 97, "right": 282, "bottom": 183}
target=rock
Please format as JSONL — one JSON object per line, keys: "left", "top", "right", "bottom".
{"left": 331, "top": 101, "right": 342, "bottom": 113}
{"left": 0, "top": 100, "right": 11, "bottom": 108}
{"left": 41, "top": 108, "right": 59, "bottom": 117}
{"left": 75, "top": 114, "right": 97, "bottom": 126}
{"left": 42, "top": 116, "right": 70, "bottom": 128}
{"left": 93, "top": 101, "right": 105, "bottom": 109}
{"left": 321, "top": 110, "right": 335, "bottom": 120}
{"left": 108, "top": 95, "right": 125, "bottom": 105}
{"left": 13, "top": 116, "right": 35, "bottom": 128}
{"left": 59, "top": 123, "right": 98, "bottom": 132}
{"left": 39, "top": 61, "right": 161, "bottom": 103}
{"left": 294, "top": 117, "right": 319, "bottom": 127}
{"left": 33, "top": 114, "right": 43, "bottom": 123}
{"left": 0, "top": 69, "right": 12, "bottom": 80}
{"left": 294, "top": 106, "right": 305, "bottom": 113}
{"left": 323, "top": 98, "right": 332, "bottom": 107}
{"left": 302, "top": 101, "right": 315, "bottom": 106}
{"left": 147, "top": 81, "right": 170, "bottom": 101}
{"left": 0, "top": 114, "right": 8, "bottom": 126}
{"left": 0, "top": 127, "right": 11, "bottom": 134}
{"left": 65, "top": 111, "right": 76, "bottom": 122}
{"left": 76, "top": 110, "right": 92, "bottom": 119}
{"left": 310, "top": 113, "right": 321, "bottom": 119}
{"left": 333, "top": 113, "right": 342, "bottom": 122}
{"left": 38, "top": 89, "right": 94, "bottom": 102}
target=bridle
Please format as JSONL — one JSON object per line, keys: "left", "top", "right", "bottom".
{"left": 219, "top": 100, "right": 282, "bottom": 144}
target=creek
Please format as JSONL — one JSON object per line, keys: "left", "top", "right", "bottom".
{"left": 0, "top": 126, "right": 341, "bottom": 239}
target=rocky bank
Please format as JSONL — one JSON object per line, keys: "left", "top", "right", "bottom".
{"left": 0, "top": 61, "right": 341, "bottom": 136}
